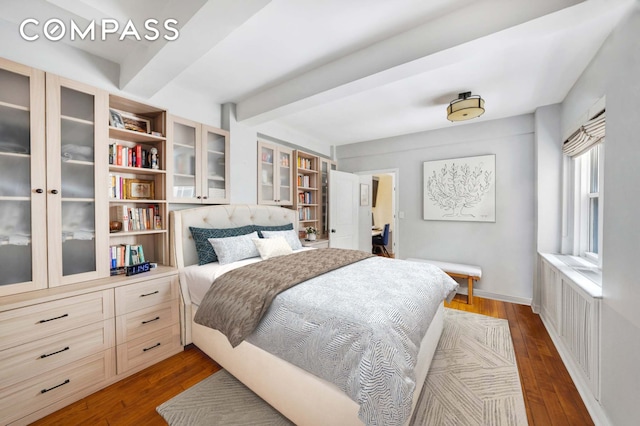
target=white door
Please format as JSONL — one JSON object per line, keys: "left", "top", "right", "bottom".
{"left": 329, "top": 170, "right": 359, "bottom": 249}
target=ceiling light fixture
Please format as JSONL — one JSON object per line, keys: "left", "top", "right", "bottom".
{"left": 447, "top": 92, "right": 485, "bottom": 122}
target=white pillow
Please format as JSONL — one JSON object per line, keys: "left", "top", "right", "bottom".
{"left": 208, "top": 231, "right": 260, "bottom": 265}
{"left": 252, "top": 237, "right": 293, "bottom": 260}
{"left": 261, "top": 229, "right": 303, "bottom": 250}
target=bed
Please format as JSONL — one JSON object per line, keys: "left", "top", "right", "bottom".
{"left": 170, "top": 204, "right": 457, "bottom": 425}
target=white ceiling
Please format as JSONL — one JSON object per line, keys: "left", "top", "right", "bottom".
{"left": 1, "top": 0, "right": 633, "bottom": 147}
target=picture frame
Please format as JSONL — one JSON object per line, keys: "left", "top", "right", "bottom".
{"left": 126, "top": 179, "right": 154, "bottom": 200}
{"left": 109, "top": 109, "right": 125, "bottom": 129}
{"left": 117, "top": 109, "right": 151, "bottom": 134}
{"left": 423, "top": 154, "right": 496, "bottom": 222}
{"left": 360, "top": 183, "right": 369, "bottom": 206}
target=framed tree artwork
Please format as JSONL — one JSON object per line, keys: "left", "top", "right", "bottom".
{"left": 423, "top": 154, "right": 495, "bottom": 222}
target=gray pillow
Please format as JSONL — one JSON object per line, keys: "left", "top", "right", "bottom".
{"left": 190, "top": 225, "right": 255, "bottom": 265}
{"left": 255, "top": 223, "right": 294, "bottom": 238}
{"left": 208, "top": 232, "right": 261, "bottom": 265}
{"left": 261, "top": 229, "right": 303, "bottom": 250}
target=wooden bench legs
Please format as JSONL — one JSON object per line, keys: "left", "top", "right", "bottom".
{"left": 446, "top": 272, "right": 476, "bottom": 305}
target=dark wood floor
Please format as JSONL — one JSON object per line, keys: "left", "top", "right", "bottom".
{"left": 34, "top": 295, "right": 593, "bottom": 425}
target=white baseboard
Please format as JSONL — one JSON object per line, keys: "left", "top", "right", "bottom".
{"left": 538, "top": 315, "right": 611, "bottom": 426}
{"left": 457, "top": 288, "right": 532, "bottom": 306}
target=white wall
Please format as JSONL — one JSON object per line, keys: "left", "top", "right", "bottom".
{"left": 560, "top": 5, "right": 640, "bottom": 425}
{"left": 531, "top": 104, "right": 563, "bottom": 311}
{"left": 337, "top": 115, "right": 535, "bottom": 304}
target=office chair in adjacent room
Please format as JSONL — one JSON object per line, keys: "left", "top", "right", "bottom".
{"left": 372, "top": 223, "right": 390, "bottom": 257}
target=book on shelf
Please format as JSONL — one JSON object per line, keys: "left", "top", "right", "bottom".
{"left": 298, "top": 206, "right": 314, "bottom": 220}
{"left": 297, "top": 156, "right": 313, "bottom": 169}
{"left": 109, "top": 204, "right": 162, "bottom": 231}
{"left": 110, "top": 243, "right": 146, "bottom": 273}
{"left": 298, "top": 191, "right": 313, "bottom": 204}
{"left": 109, "top": 139, "right": 153, "bottom": 169}
{"left": 297, "top": 174, "right": 311, "bottom": 188}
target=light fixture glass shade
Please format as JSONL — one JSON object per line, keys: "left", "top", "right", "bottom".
{"left": 447, "top": 93, "right": 485, "bottom": 121}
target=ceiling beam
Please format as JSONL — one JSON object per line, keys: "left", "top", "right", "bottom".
{"left": 119, "top": 0, "right": 271, "bottom": 98}
{"left": 236, "top": 0, "right": 583, "bottom": 125}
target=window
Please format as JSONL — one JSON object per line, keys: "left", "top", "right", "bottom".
{"left": 576, "top": 144, "right": 603, "bottom": 263}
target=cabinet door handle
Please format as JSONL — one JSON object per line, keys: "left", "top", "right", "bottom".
{"left": 196, "top": 196, "right": 202, "bottom": 199}
{"left": 139, "top": 290, "right": 159, "bottom": 297}
{"left": 143, "top": 342, "right": 161, "bottom": 352}
{"left": 142, "top": 316, "right": 160, "bottom": 325}
{"left": 41, "top": 346, "right": 70, "bottom": 358}
{"left": 35, "top": 188, "right": 44, "bottom": 194}
{"left": 50, "top": 189, "right": 59, "bottom": 195}
{"left": 39, "top": 313, "right": 69, "bottom": 323}
{"left": 41, "top": 379, "right": 70, "bottom": 394}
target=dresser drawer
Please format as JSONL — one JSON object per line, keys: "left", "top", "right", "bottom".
{"left": 116, "top": 324, "right": 181, "bottom": 375}
{"left": 115, "top": 277, "right": 178, "bottom": 316}
{"left": 0, "top": 319, "right": 115, "bottom": 389}
{"left": 116, "top": 300, "right": 178, "bottom": 344}
{"left": 0, "top": 349, "right": 115, "bottom": 425}
{"left": 0, "top": 290, "right": 114, "bottom": 352}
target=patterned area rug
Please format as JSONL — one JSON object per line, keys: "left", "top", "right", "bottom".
{"left": 157, "top": 309, "right": 528, "bottom": 425}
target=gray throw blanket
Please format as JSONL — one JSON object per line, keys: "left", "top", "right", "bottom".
{"left": 193, "top": 248, "right": 373, "bottom": 347}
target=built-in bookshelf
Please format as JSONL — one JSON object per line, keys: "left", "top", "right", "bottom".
{"left": 107, "top": 95, "right": 168, "bottom": 273}
{"left": 294, "top": 150, "right": 320, "bottom": 236}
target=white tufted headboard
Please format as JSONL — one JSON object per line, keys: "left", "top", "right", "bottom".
{"left": 170, "top": 204, "right": 298, "bottom": 269}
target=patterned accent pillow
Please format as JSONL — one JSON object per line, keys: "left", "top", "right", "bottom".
{"left": 208, "top": 232, "right": 261, "bottom": 265}
{"left": 252, "top": 237, "right": 293, "bottom": 260}
{"left": 261, "top": 229, "right": 303, "bottom": 250}
{"left": 190, "top": 225, "right": 255, "bottom": 265}
{"left": 255, "top": 223, "right": 294, "bottom": 238}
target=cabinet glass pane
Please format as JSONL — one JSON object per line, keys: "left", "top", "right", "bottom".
{"left": 61, "top": 87, "right": 94, "bottom": 122}
{"left": 0, "top": 201, "right": 32, "bottom": 285}
{"left": 260, "top": 146, "right": 275, "bottom": 202}
{"left": 0, "top": 155, "right": 30, "bottom": 196}
{"left": 174, "top": 123, "right": 196, "bottom": 148}
{"left": 0, "top": 105, "right": 30, "bottom": 155}
{"left": 61, "top": 163, "right": 94, "bottom": 198}
{"left": 61, "top": 120, "right": 94, "bottom": 161}
{"left": 207, "top": 143, "right": 225, "bottom": 200}
{"left": 321, "top": 162, "right": 329, "bottom": 235}
{"left": 59, "top": 86, "right": 96, "bottom": 278}
{"left": 173, "top": 175, "right": 196, "bottom": 199}
{"left": 278, "top": 151, "right": 291, "bottom": 203}
{"left": 206, "top": 131, "right": 225, "bottom": 181}
{"left": 0, "top": 69, "right": 30, "bottom": 108}
{"left": 61, "top": 201, "right": 95, "bottom": 276}
{"left": 174, "top": 145, "right": 195, "bottom": 176}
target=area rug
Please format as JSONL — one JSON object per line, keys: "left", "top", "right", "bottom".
{"left": 157, "top": 309, "right": 528, "bottom": 425}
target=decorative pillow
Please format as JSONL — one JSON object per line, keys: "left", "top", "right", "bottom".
{"left": 261, "top": 229, "right": 303, "bottom": 250}
{"left": 252, "top": 237, "right": 293, "bottom": 260}
{"left": 208, "top": 232, "right": 260, "bottom": 265}
{"left": 190, "top": 225, "right": 255, "bottom": 265}
{"left": 255, "top": 223, "right": 294, "bottom": 238}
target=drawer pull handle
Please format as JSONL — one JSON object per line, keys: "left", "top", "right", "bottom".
{"left": 38, "top": 313, "right": 69, "bottom": 323}
{"left": 41, "top": 379, "right": 70, "bottom": 394}
{"left": 41, "top": 346, "right": 70, "bottom": 359}
{"left": 143, "top": 342, "right": 161, "bottom": 352}
{"left": 142, "top": 316, "right": 160, "bottom": 325}
{"left": 140, "top": 291, "right": 159, "bottom": 297}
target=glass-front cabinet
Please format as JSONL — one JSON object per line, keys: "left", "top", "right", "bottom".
{"left": 46, "top": 74, "right": 109, "bottom": 286}
{"left": 167, "top": 116, "right": 229, "bottom": 204}
{"left": 320, "top": 158, "right": 337, "bottom": 239}
{"left": 0, "top": 60, "right": 46, "bottom": 295}
{"left": 257, "top": 140, "right": 292, "bottom": 206}
{"left": 0, "top": 60, "right": 108, "bottom": 295}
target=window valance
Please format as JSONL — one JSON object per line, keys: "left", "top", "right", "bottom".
{"left": 563, "top": 110, "right": 605, "bottom": 158}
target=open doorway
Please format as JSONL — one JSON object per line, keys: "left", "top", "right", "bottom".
{"left": 357, "top": 169, "right": 398, "bottom": 258}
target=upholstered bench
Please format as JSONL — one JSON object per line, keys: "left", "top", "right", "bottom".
{"left": 406, "top": 258, "right": 482, "bottom": 304}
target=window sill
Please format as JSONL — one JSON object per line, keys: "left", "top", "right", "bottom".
{"left": 539, "top": 253, "right": 602, "bottom": 298}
